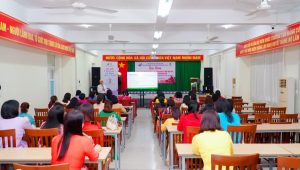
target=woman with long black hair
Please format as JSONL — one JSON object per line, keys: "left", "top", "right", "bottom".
{"left": 51, "top": 110, "right": 100, "bottom": 170}
{"left": 215, "top": 99, "right": 240, "bottom": 131}
{"left": 41, "top": 105, "right": 64, "bottom": 134}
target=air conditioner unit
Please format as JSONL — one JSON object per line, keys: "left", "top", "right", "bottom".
{"left": 278, "top": 78, "right": 295, "bottom": 113}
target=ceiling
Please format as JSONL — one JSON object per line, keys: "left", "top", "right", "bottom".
{"left": 12, "top": 0, "right": 300, "bottom": 56}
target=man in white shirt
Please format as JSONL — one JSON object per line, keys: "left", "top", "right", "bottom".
{"left": 97, "top": 80, "right": 107, "bottom": 94}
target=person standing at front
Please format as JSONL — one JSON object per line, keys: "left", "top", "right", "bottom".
{"left": 97, "top": 80, "right": 107, "bottom": 95}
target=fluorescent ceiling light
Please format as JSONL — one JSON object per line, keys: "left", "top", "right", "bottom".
{"left": 154, "top": 31, "right": 163, "bottom": 39}
{"left": 221, "top": 24, "right": 235, "bottom": 29}
{"left": 157, "top": 0, "right": 173, "bottom": 17}
{"left": 151, "top": 51, "right": 156, "bottom": 55}
{"left": 79, "top": 24, "right": 92, "bottom": 28}
{"left": 152, "top": 44, "right": 159, "bottom": 49}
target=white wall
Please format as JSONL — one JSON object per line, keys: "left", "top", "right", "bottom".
{"left": 203, "top": 48, "right": 251, "bottom": 100}
{"left": 283, "top": 45, "right": 300, "bottom": 112}
{"left": 75, "top": 49, "right": 102, "bottom": 95}
{"left": 0, "top": 39, "right": 100, "bottom": 115}
{"left": 0, "top": 40, "right": 48, "bottom": 114}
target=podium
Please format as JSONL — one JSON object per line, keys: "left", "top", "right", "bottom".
{"left": 190, "top": 77, "right": 199, "bottom": 92}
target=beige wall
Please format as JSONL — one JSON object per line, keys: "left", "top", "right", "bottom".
{"left": 0, "top": 40, "right": 101, "bottom": 116}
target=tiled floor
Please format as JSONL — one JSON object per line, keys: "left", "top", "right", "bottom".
{"left": 117, "top": 108, "right": 168, "bottom": 170}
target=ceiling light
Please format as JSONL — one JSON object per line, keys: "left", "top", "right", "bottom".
{"left": 72, "top": 2, "right": 87, "bottom": 9}
{"left": 157, "top": 0, "right": 173, "bottom": 17}
{"left": 79, "top": 24, "right": 92, "bottom": 28}
{"left": 151, "top": 51, "right": 157, "bottom": 55}
{"left": 221, "top": 24, "right": 235, "bottom": 29}
{"left": 154, "top": 31, "right": 163, "bottom": 39}
{"left": 152, "top": 44, "right": 159, "bottom": 49}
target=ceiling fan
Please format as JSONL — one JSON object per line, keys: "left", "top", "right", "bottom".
{"left": 205, "top": 24, "right": 221, "bottom": 43}
{"left": 43, "top": 1, "right": 118, "bottom": 14}
{"left": 245, "top": 0, "right": 272, "bottom": 16}
{"left": 107, "top": 24, "right": 130, "bottom": 43}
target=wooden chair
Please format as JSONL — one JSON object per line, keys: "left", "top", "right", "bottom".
{"left": 34, "top": 116, "right": 48, "bottom": 127}
{"left": 112, "top": 108, "right": 123, "bottom": 117}
{"left": 88, "top": 100, "right": 97, "bottom": 105}
{"left": 252, "top": 103, "right": 266, "bottom": 111}
{"left": 0, "top": 129, "right": 16, "bottom": 148}
{"left": 277, "top": 157, "right": 300, "bottom": 170}
{"left": 175, "top": 102, "right": 182, "bottom": 108}
{"left": 34, "top": 108, "right": 48, "bottom": 116}
{"left": 93, "top": 108, "right": 99, "bottom": 118}
{"left": 270, "top": 107, "right": 286, "bottom": 116}
{"left": 181, "top": 107, "right": 188, "bottom": 114}
{"left": 83, "top": 129, "right": 110, "bottom": 170}
{"left": 254, "top": 114, "right": 273, "bottom": 124}
{"left": 186, "top": 126, "right": 200, "bottom": 144}
{"left": 119, "top": 98, "right": 131, "bottom": 106}
{"left": 94, "top": 116, "right": 109, "bottom": 127}
{"left": 228, "top": 124, "right": 257, "bottom": 143}
{"left": 234, "top": 104, "right": 243, "bottom": 114}
{"left": 280, "top": 114, "right": 298, "bottom": 123}
{"left": 254, "top": 107, "right": 269, "bottom": 114}
{"left": 13, "top": 163, "right": 69, "bottom": 170}
{"left": 65, "top": 108, "right": 73, "bottom": 113}
{"left": 211, "top": 153, "right": 259, "bottom": 170}
{"left": 25, "top": 128, "right": 59, "bottom": 147}
{"left": 198, "top": 96, "right": 206, "bottom": 106}
{"left": 239, "top": 114, "right": 248, "bottom": 124}
{"left": 232, "top": 96, "right": 242, "bottom": 100}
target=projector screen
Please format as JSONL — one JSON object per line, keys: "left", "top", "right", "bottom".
{"left": 127, "top": 72, "right": 158, "bottom": 90}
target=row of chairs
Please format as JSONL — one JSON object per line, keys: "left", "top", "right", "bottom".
{"left": 239, "top": 113, "right": 299, "bottom": 124}
{"left": 235, "top": 105, "right": 287, "bottom": 115}
{"left": 10, "top": 155, "right": 300, "bottom": 170}
{"left": 0, "top": 128, "right": 110, "bottom": 170}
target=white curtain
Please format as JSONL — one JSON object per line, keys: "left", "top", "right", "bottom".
{"left": 250, "top": 49, "right": 284, "bottom": 105}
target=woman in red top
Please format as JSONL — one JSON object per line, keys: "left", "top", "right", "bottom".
{"left": 177, "top": 105, "right": 202, "bottom": 143}
{"left": 80, "top": 103, "right": 102, "bottom": 131}
{"left": 51, "top": 110, "right": 100, "bottom": 170}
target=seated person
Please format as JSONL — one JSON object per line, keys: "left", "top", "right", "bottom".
{"left": 161, "top": 107, "right": 181, "bottom": 132}
{"left": 80, "top": 103, "right": 102, "bottom": 131}
{"left": 51, "top": 110, "right": 101, "bottom": 170}
{"left": 99, "top": 100, "right": 122, "bottom": 122}
{"left": 177, "top": 105, "right": 202, "bottom": 143}
{"left": 173, "top": 91, "right": 183, "bottom": 103}
{"left": 215, "top": 99, "right": 240, "bottom": 131}
{"left": 78, "top": 93, "right": 89, "bottom": 104}
{"left": 93, "top": 94, "right": 105, "bottom": 112}
{"left": 19, "top": 102, "right": 35, "bottom": 126}
{"left": 62, "top": 92, "right": 71, "bottom": 105}
{"left": 48, "top": 95, "right": 58, "bottom": 109}
{"left": 111, "top": 95, "right": 126, "bottom": 114}
{"left": 41, "top": 105, "right": 64, "bottom": 134}
{"left": 0, "top": 100, "right": 32, "bottom": 148}
{"left": 160, "top": 98, "right": 179, "bottom": 119}
{"left": 180, "top": 95, "right": 190, "bottom": 113}
{"left": 192, "top": 109, "right": 233, "bottom": 170}
{"left": 87, "top": 91, "right": 97, "bottom": 100}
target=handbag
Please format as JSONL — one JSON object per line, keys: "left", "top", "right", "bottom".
{"left": 106, "top": 114, "right": 118, "bottom": 130}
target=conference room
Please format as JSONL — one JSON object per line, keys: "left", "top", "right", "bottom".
{"left": 1, "top": 0, "right": 300, "bottom": 170}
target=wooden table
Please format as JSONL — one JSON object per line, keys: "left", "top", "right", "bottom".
{"left": 123, "top": 106, "right": 133, "bottom": 138}
{"left": 166, "top": 126, "right": 183, "bottom": 170}
{"left": 0, "top": 147, "right": 111, "bottom": 170}
{"left": 247, "top": 114, "right": 300, "bottom": 121}
{"left": 176, "top": 144, "right": 300, "bottom": 170}
{"left": 121, "top": 117, "right": 127, "bottom": 150}
{"left": 165, "top": 124, "right": 300, "bottom": 169}
{"left": 103, "top": 126, "right": 122, "bottom": 170}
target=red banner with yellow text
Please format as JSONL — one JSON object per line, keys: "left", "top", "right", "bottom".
{"left": 236, "top": 22, "right": 300, "bottom": 57}
{"left": 103, "top": 55, "right": 204, "bottom": 61}
{"left": 0, "top": 12, "right": 75, "bottom": 57}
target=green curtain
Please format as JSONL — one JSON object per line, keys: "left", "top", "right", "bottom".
{"left": 128, "top": 61, "right": 201, "bottom": 91}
